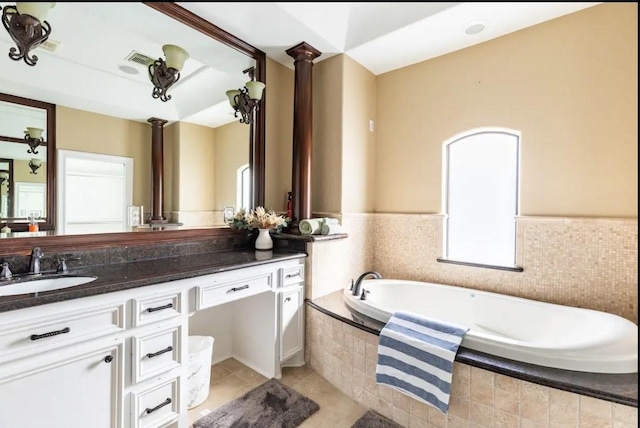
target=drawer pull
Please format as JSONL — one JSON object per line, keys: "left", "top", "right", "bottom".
{"left": 30, "top": 327, "right": 70, "bottom": 341}
{"left": 147, "top": 303, "right": 173, "bottom": 313}
{"left": 285, "top": 273, "right": 299, "bottom": 279}
{"left": 145, "top": 398, "right": 171, "bottom": 414}
{"left": 146, "top": 346, "right": 173, "bottom": 359}
{"left": 104, "top": 355, "right": 113, "bottom": 363}
{"left": 227, "top": 284, "right": 249, "bottom": 293}
{"left": 285, "top": 297, "right": 292, "bottom": 302}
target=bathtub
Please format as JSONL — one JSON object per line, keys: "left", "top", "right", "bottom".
{"left": 343, "top": 279, "right": 638, "bottom": 374}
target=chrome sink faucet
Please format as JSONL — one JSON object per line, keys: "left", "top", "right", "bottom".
{"left": 351, "top": 271, "right": 382, "bottom": 296}
{"left": 30, "top": 247, "right": 44, "bottom": 275}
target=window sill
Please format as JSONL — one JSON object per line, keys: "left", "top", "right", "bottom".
{"left": 436, "top": 258, "right": 524, "bottom": 272}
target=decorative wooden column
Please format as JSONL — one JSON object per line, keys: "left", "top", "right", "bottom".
{"left": 286, "top": 42, "right": 321, "bottom": 230}
{"left": 147, "top": 117, "right": 168, "bottom": 223}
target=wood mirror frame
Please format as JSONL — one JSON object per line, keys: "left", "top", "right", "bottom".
{"left": 0, "top": 93, "right": 56, "bottom": 232}
{"left": 0, "top": 2, "right": 266, "bottom": 257}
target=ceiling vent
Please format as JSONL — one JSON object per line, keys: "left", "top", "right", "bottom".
{"left": 125, "top": 50, "right": 156, "bottom": 67}
{"left": 36, "top": 39, "right": 61, "bottom": 53}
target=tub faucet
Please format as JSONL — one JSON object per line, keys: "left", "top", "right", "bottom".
{"left": 352, "top": 271, "right": 382, "bottom": 296}
{"left": 30, "top": 247, "right": 44, "bottom": 275}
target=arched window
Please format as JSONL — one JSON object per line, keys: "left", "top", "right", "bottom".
{"left": 236, "top": 164, "right": 250, "bottom": 211}
{"left": 441, "top": 128, "right": 520, "bottom": 269}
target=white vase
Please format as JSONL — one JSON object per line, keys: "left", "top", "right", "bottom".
{"left": 255, "top": 228, "right": 273, "bottom": 250}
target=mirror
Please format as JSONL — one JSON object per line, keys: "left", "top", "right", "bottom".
{"left": 0, "top": 93, "right": 55, "bottom": 231}
{"left": 0, "top": 2, "right": 266, "bottom": 234}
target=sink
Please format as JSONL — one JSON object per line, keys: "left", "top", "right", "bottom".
{"left": 0, "top": 276, "right": 97, "bottom": 297}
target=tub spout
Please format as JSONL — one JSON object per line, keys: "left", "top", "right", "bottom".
{"left": 352, "top": 271, "right": 382, "bottom": 296}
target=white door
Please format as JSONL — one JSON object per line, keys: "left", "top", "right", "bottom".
{"left": 57, "top": 150, "right": 133, "bottom": 234}
{"left": 0, "top": 342, "right": 122, "bottom": 428}
{"left": 279, "top": 286, "right": 304, "bottom": 362}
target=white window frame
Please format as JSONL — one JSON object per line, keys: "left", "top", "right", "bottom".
{"left": 440, "top": 127, "right": 521, "bottom": 270}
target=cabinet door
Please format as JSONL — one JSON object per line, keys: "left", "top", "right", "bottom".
{"left": 279, "top": 286, "right": 304, "bottom": 361}
{"left": 0, "top": 341, "right": 123, "bottom": 428}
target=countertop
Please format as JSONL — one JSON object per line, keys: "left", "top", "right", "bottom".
{"left": 307, "top": 289, "right": 638, "bottom": 408}
{"left": 0, "top": 249, "right": 307, "bottom": 313}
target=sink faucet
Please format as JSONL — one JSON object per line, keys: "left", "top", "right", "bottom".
{"left": 352, "top": 271, "right": 382, "bottom": 296}
{"left": 30, "top": 247, "right": 44, "bottom": 275}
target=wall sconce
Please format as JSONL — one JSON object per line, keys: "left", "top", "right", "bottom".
{"left": 28, "top": 158, "right": 41, "bottom": 175}
{"left": 1, "top": 2, "right": 55, "bottom": 66}
{"left": 0, "top": 171, "right": 9, "bottom": 186}
{"left": 225, "top": 67, "right": 266, "bottom": 125}
{"left": 148, "top": 44, "right": 189, "bottom": 102}
{"left": 24, "top": 126, "right": 44, "bottom": 154}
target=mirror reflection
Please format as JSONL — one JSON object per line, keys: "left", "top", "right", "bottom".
{"left": 0, "top": 2, "right": 258, "bottom": 235}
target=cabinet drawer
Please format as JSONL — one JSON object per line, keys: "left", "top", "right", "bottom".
{"left": 279, "top": 264, "right": 305, "bottom": 288}
{"left": 194, "top": 272, "right": 273, "bottom": 310}
{"left": 132, "top": 292, "right": 183, "bottom": 328}
{"left": 132, "top": 326, "right": 182, "bottom": 384}
{"left": 131, "top": 377, "right": 180, "bottom": 428}
{"left": 0, "top": 302, "right": 125, "bottom": 364}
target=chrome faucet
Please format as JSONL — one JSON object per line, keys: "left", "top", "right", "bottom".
{"left": 351, "top": 271, "right": 382, "bottom": 296}
{"left": 30, "top": 247, "right": 44, "bottom": 275}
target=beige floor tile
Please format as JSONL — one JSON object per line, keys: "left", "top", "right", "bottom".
{"left": 188, "top": 360, "right": 368, "bottom": 428}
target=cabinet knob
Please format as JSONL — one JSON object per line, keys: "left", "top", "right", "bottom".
{"left": 285, "top": 297, "right": 292, "bottom": 302}
{"left": 104, "top": 355, "right": 113, "bottom": 363}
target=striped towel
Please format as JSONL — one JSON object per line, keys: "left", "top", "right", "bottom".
{"left": 375, "top": 311, "right": 469, "bottom": 414}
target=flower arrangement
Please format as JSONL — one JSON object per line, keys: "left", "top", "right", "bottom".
{"left": 232, "top": 206, "right": 288, "bottom": 231}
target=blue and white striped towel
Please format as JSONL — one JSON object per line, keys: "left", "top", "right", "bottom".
{"left": 375, "top": 311, "right": 469, "bottom": 414}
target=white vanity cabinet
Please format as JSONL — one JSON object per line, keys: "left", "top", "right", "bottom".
{"left": 0, "top": 283, "right": 189, "bottom": 428}
{"left": 0, "top": 256, "right": 306, "bottom": 428}
{"left": 277, "top": 263, "right": 305, "bottom": 365}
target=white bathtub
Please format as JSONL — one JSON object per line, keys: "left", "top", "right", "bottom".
{"left": 343, "top": 279, "right": 638, "bottom": 374}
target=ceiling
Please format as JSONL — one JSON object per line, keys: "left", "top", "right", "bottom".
{"left": 179, "top": 2, "right": 601, "bottom": 75}
{"left": 0, "top": 2, "right": 601, "bottom": 129}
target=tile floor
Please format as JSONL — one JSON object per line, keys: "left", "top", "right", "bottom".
{"left": 187, "top": 358, "right": 369, "bottom": 428}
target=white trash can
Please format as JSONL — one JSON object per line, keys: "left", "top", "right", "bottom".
{"left": 187, "top": 336, "right": 215, "bottom": 409}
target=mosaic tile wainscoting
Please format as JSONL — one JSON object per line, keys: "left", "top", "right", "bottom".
{"left": 306, "top": 307, "right": 638, "bottom": 428}
{"left": 304, "top": 213, "right": 376, "bottom": 300}
{"left": 372, "top": 215, "right": 638, "bottom": 322}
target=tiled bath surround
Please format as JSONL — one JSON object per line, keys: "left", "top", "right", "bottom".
{"left": 308, "top": 214, "right": 637, "bottom": 322}
{"left": 306, "top": 307, "right": 638, "bottom": 428}
{"left": 301, "top": 213, "right": 637, "bottom": 426}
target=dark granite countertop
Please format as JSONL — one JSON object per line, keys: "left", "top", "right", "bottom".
{"left": 0, "top": 249, "right": 306, "bottom": 313}
{"left": 307, "top": 289, "right": 638, "bottom": 408}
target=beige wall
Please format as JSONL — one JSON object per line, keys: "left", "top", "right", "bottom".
{"left": 56, "top": 106, "right": 151, "bottom": 208}
{"left": 214, "top": 120, "right": 249, "bottom": 210}
{"left": 164, "top": 122, "right": 178, "bottom": 213}
{"left": 342, "top": 55, "right": 376, "bottom": 213}
{"left": 265, "top": 57, "right": 294, "bottom": 212}
{"left": 313, "top": 55, "right": 344, "bottom": 214}
{"left": 174, "top": 122, "right": 216, "bottom": 211}
{"left": 375, "top": 3, "right": 637, "bottom": 217}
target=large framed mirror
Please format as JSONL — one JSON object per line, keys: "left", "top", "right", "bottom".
{"left": 0, "top": 2, "right": 265, "bottom": 243}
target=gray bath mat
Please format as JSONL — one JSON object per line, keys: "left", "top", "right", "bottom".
{"left": 192, "top": 378, "right": 319, "bottom": 428}
{"left": 351, "top": 410, "right": 404, "bottom": 428}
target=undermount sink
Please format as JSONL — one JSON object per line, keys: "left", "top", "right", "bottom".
{"left": 0, "top": 276, "right": 97, "bottom": 297}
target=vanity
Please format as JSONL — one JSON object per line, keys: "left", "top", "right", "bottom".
{"left": 0, "top": 248, "right": 307, "bottom": 428}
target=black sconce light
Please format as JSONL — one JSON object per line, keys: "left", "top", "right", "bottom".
{"left": 28, "top": 158, "right": 41, "bottom": 174}
{"left": 0, "top": 171, "right": 8, "bottom": 186}
{"left": 148, "top": 44, "right": 189, "bottom": 102}
{"left": 225, "top": 67, "right": 266, "bottom": 125}
{"left": 24, "top": 126, "right": 44, "bottom": 154}
{"left": 1, "top": 2, "right": 55, "bottom": 66}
